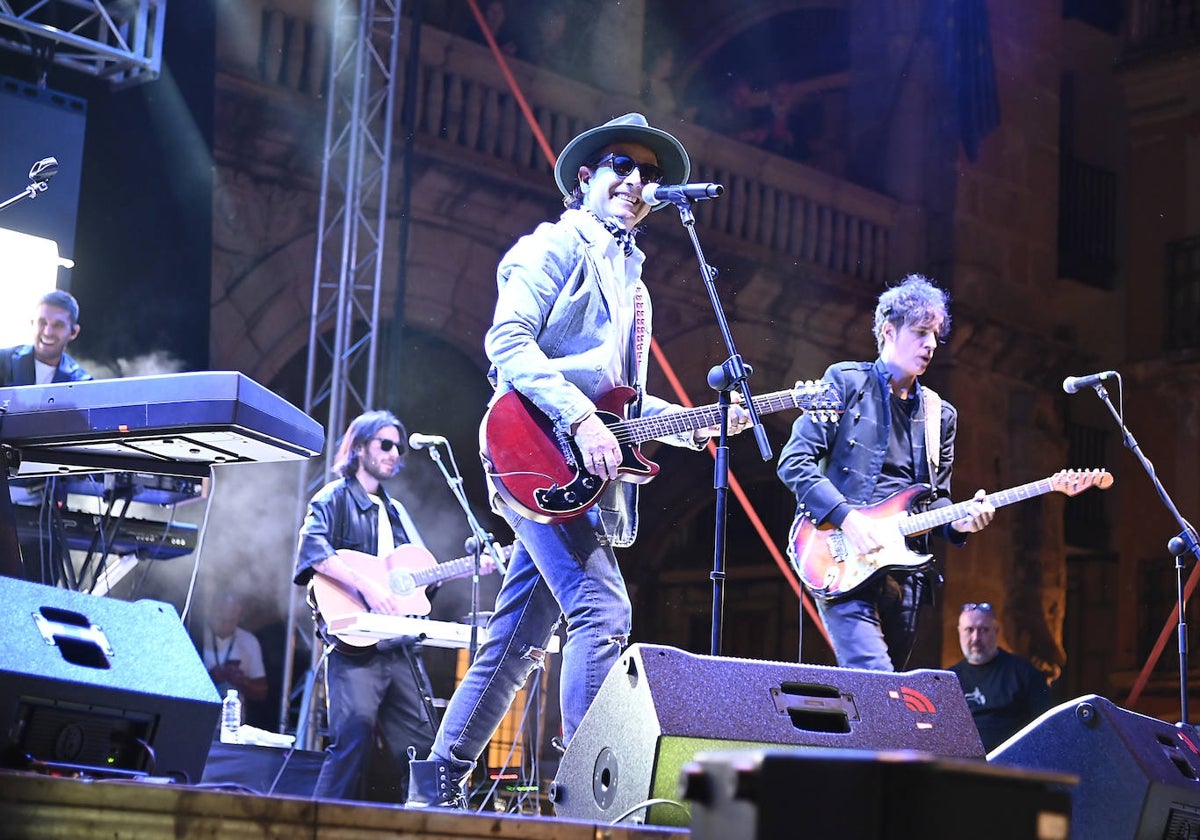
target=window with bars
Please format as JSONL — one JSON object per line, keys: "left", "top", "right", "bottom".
{"left": 1064, "top": 420, "right": 1111, "bottom": 549}
{"left": 1166, "top": 235, "right": 1200, "bottom": 352}
{"left": 1057, "top": 74, "right": 1117, "bottom": 290}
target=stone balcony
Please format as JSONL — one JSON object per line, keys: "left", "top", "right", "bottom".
{"left": 210, "top": 2, "right": 923, "bottom": 392}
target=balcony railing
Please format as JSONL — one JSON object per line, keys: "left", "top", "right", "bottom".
{"left": 219, "top": 3, "right": 907, "bottom": 286}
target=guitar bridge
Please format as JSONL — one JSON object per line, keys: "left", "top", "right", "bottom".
{"left": 828, "top": 531, "right": 849, "bottom": 563}
{"left": 556, "top": 428, "right": 579, "bottom": 469}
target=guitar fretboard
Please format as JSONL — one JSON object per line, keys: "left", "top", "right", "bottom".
{"left": 409, "top": 546, "right": 511, "bottom": 587}
{"left": 611, "top": 386, "right": 834, "bottom": 445}
{"left": 901, "top": 476, "right": 1065, "bottom": 535}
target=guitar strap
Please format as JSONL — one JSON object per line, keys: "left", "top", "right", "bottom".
{"left": 627, "top": 282, "right": 648, "bottom": 417}
{"left": 922, "top": 384, "right": 941, "bottom": 479}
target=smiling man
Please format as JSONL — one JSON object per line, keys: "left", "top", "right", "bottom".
{"left": 407, "top": 113, "right": 751, "bottom": 808}
{"left": 0, "top": 290, "right": 92, "bottom": 386}
{"left": 778, "top": 274, "right": 995, "bottom": 672}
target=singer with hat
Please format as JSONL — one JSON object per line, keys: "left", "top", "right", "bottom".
{"left": 407, "top": 113, "right": 751, "bottom": 807}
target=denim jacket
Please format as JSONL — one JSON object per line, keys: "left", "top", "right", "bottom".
{"left": 483, "top": 209, "right": 701, "bottom": 547}
{"left": 777, "top": 358, "right": 961, "bottom": 546}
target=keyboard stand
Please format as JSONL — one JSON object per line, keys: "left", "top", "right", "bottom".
{"left": 0, "top": 447, "right": 27, "bottom": 581}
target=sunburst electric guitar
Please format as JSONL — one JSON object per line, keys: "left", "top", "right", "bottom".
{"left": 484, "top": 381, "right": 842, "bottom": 523}
{"left": 310, "top": 543, "right": 513, "bottom": 648}
{"left": 789, "top": 468, "right": 1113, "bottom": 600}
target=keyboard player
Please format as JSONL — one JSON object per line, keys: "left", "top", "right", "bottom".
{"left": 2, "top": 290, "right": 93, "bottom": 584}
{"left": 293, "top": 410, "right": 439, "bottom": 805}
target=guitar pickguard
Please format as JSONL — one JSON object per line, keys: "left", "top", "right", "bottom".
{"left": 532, "top": 409, "right": 646, "bottom": 516}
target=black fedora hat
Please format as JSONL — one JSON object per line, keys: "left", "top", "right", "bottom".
{"left": 554, "top": 112, "right": 690, "bottom": 210}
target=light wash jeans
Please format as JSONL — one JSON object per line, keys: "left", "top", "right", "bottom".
{"left": 428, "top": 505, "right": 632, "bottom": 773}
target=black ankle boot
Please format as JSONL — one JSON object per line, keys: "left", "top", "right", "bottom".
{"left": 406, "top": 757, "right": 469, "bottom": 808}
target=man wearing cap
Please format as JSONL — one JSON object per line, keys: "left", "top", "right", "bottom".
{"left": 407, "top": 113, "right": 750, "bottom": 807}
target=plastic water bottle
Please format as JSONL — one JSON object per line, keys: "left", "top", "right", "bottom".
{"left": 220, "top": 688, "right": 242, "bottom": 744}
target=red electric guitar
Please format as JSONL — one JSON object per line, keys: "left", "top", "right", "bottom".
{"left": 310, "top": 543, "right": 512, "bottom": 648}
{"left": 484, "top": 381, "right": 842, "bottom": 523}
{"left": 789, "top": 468, "right": 1113, "bottom": 600}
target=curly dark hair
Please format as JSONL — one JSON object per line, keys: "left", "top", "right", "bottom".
{"left": 872, "top": 274, "right": 951, "bottom": 352}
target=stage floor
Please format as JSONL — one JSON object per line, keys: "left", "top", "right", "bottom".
{"left": 0, "top": 769, "right": 689, "bottom": 840}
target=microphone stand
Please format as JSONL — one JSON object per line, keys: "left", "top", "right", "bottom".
{"left": 417, "top": 440, "right": 506, "bottom": 662}
{"left": 666, "top": 196, "right": 772, "bottom": 657}
{"left": 1087, "top": 378, "right": 1200, "bottom": 724}
{"left": 0, "top": 157, "right": 58, "bottom": 214}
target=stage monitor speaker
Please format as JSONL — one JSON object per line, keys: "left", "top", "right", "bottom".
{"left": 990, "top": 694, "right": 1200, "bottom": 839}
{"left": 549, "top": 644, "right": 984, "bottom": 826}
{"left": 682, "top": 747, "right": 1075, "bottom": 840}
{"left": 0, "top": 577, "right": 220, "bottom": 783}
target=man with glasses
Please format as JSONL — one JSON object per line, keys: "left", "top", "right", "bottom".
{"left": 407, "top": 113, "right": 750, "bottom": 808}
{"left": 778, "top": 275, "right": 995, "bottom": 671}
{"left": 294, "top": 410, "right": 436, "bottom": 803}
{"left": 950, "top": 602, "right": 1051, "bottom": 751}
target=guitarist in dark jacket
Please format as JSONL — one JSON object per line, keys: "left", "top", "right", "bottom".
{"left": 777, "top": 275, "right": 994, "bottom": 671}
{"left": 294, "top": 410, "right": 436, "bottom": 803}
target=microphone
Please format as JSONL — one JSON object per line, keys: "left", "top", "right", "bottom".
{"left": 28, "top": 157, "right": 59, "bottom": 183}
{"left": 1062, "top": 371, "right": 1117, "bottom": 394}
{"left": 408, "top": 432, "right": 447, "bottom": 450}
{"left": 641, "top": 182, "right": 724, "bottom": 206}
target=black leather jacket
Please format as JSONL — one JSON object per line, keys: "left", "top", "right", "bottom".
{"left": 777, "top": 358, "right": 962, "bottom": 547}
{"left": 293, "top": 475, "right": 421, "bottom": 586}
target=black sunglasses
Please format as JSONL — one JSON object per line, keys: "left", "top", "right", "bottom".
{"left": 961, "top": 602, "right": 993, "bottom": 613}
{"left": 371, "top": 437, "right": 403, "bottom": 453}
{"left": 593, "top": 153, "right": 665, "bottom": 184}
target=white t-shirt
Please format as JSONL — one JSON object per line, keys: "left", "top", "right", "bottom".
{"left": 202, "top": 626, "right": 266, "bottom": 680}
{"left": 34, "top": 359, "right": 57, "bottom": 384}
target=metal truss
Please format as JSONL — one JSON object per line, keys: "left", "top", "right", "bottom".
{"left": 303, "top": 0, "right": 401, "bottom": 478}
{"left": 288, "top": 0, "right": 402, "bottom": 748}
{"left": 0, "top": 0, "right": 165, "bottom": 87}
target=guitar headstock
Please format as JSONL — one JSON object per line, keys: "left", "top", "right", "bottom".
{"left": 1049, "top": 468, "right": 1114, "bottom": 496}
{"left": 793, "top": 379, "right": 843, "bottom": 423}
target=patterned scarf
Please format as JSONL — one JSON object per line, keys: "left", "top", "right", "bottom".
{"left": 590, "top": 212, "right": 636, "bottom": 257}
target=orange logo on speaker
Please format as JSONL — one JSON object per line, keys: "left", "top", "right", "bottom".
{"left": 889, "top": 686, "right": 937, "bottom": 714}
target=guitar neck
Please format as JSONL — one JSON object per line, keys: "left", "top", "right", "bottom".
{"left": 617, "top": 389, "right": 804, "bottom": 445}
{"left": 901, "top": 476, "right": 1060, "bottom": 536}
{"left": 410, "top": 555, "right": 475, "bottom": 588}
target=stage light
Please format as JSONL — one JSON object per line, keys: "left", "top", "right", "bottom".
{"left": 0, "top": 227, "right": 74, "bottom": 347}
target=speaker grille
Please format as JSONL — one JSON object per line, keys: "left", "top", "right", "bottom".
{"left": 18, "top": 699, "right": 156, "bottom": 771}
